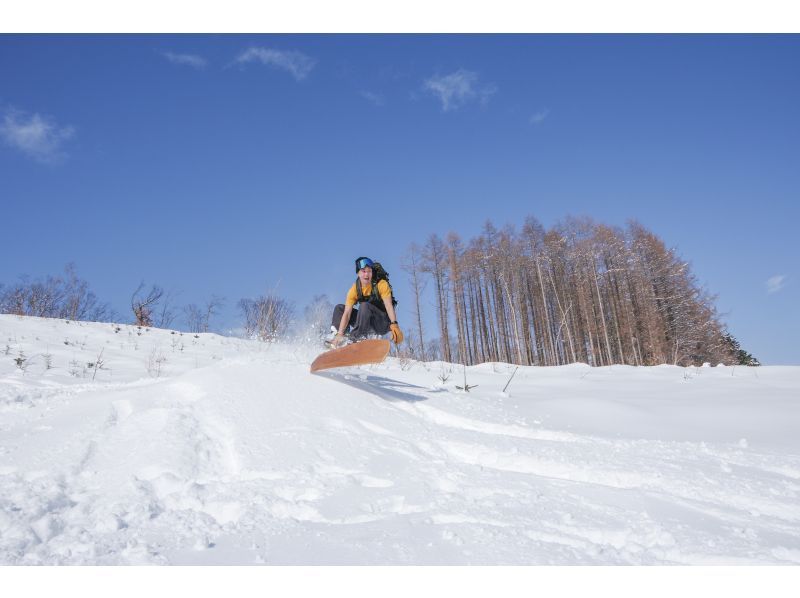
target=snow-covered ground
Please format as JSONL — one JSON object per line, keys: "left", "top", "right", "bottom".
{"left": 1, "top": 314, "right": 799, "bottom": 565}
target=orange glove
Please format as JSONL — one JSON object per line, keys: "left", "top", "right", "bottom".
{"left": 390, "top": 323, "right": 404, "bottom": 345}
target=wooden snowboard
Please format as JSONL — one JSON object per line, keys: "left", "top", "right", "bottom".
{"left": 310, "top": 339, "right": 391, "bottom": 373}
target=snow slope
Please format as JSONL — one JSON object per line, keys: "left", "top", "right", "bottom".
{"left": 1, "top": 314, "right": 799, "bottom": 565}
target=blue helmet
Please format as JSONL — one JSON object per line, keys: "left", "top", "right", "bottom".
{"left": 355, "top": 257, "right": 374, "bottom": 272}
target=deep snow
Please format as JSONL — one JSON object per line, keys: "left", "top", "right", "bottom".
{"left": 1, "top": 314, "right": 799, "bottom": 565}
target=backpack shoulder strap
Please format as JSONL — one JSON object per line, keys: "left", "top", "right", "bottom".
{"left": 371, "top": 279, "right": 381, "bottom": 302}
{"left": 356, "top": 278, "right": 365, "bottom": 302}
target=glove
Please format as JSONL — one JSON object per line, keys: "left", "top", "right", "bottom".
{"left": 390, "top": 323, "right": 404, "bottom": 345}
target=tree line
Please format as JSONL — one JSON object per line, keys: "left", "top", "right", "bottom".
{"left": 1, "top": 217, "right": 758, "bottom": 368}
{"left": 0, "top": 264, "right": 113, "bottom": 323}
{"left": 0, "top": 264, "right": 294, "bottom": 341}
{"left": 402, "top": 216, "right": 755, "bottom": 367}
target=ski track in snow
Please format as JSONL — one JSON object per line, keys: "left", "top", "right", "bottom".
{"left": 1, "top": 315, "right": 799, "bottom": 564}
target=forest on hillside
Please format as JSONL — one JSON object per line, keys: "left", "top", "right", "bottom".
{"left": 401, "top": 216, "right": 753, "bottom": 367}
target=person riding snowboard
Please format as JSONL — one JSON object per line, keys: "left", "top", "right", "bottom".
{"left": 329, "top": 257, "right": 404, "bottom": 348}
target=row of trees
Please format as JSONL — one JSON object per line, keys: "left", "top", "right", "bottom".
{"left": 129, "top": 283, "right": 225, "bottom": 333}
{"left": 2, "top": 217, "right": 757, "bottom": 368}
{"left": 0, "top": 264, "right": 114, "bottom": 322}
{"left": 402, "top": 217, "right": 747, "bottom": 367}
{"left": 130, "top": 286, "right": 296, "bottom": 339}
{"left": 0, "top": 265, "right": 292, "bottom": 338}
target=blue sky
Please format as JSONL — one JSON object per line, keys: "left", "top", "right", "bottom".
{"left": 1, "top": 34, "right": 798, "bottom": 364}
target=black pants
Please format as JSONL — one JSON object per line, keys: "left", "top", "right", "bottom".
{"left": 332, "top": 303, "right": 391, "bottom": 339}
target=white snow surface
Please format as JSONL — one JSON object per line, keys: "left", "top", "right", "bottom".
{"left": 1, "top": 314, "right": 799, "bottom": 565}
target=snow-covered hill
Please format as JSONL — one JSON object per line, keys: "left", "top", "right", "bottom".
{"left": 1, "top": 314, "right": 799, "bottom": 565}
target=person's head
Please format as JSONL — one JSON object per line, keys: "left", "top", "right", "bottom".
{"left": 355, "top": 256, "right": 374, "bottom": 284}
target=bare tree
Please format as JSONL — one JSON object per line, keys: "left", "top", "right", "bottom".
{"left": 184, "top": 295, "right": 225, "bottom": 333}
{"left": 239, "top": 295, "right": 294, "bottom": 341}
{"left": 184, "top": 303, "right": 204, "bottom": 333}
{"left": 401, "top": 243, "right": 428, "bottom": 360}
{"left": 304, "top": 294, "right": 333, "bottom": 339}
{"left": 131, "top": 283, "right": 164, "bottom": 327}
{"left": 203, "top": 295, "right": 224, "bottom": 332}
{"left": 60, "top": 263, "right": 112, "bottom": 321}
{"left": 447, "top": 232, "right": 472, "bottom": 365}
{"left": 421, "top": 234, "right": 452, "bottom": 363}
{"left": 521, "top": 216, "right": 557, "bottom": 365}
{"left": 155, "top": 290, "right": 179, "bottom": 329}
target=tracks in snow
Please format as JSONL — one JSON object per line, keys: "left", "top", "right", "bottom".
{"left": 315, "top": 369, "right": 800, "bottom": 564}
{"left": 3, "top": 356, "right": 799, "bottom": 564}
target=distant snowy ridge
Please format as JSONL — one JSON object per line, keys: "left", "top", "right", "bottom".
{"left": 1, "top": 315, "right": 799, "bottom": 564}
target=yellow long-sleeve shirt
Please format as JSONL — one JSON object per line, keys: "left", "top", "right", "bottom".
{"left": 345, "top": 279, "right": 392, "bottom": 307}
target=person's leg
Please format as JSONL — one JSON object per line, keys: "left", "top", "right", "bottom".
{"left": 331, "top": 304, "right": 357, "bottom": 333}
{"left": 331, "top": 304, "right": 345, "bottom": 330}
{"left": 350, "top": 303, "right": 390, "bottom": 339}
{"left": 370, "top": 305, "right": 391, "bottom": 335}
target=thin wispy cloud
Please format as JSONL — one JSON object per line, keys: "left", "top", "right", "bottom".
{"left": 234, "top": 47, "right": 316, "bottom": 81}
{"left": 0, "top": 108, "right": 75, "bottom": 164}
{"left": 767, "top": 275, "right": 787, "bottom": 294}
{"left": 360, "top": 90, "right": 385, "bottom": 106}
{"left": 423, "top": 69, "right": 497, "bottom": 112}
{"left": 164, "top": 52, "right": 207, "bottom": 69}
{"left": 529, "top": 109, "right": 549, "bottom": 125}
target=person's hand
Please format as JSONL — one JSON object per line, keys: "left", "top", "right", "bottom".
{"left": 331, "top": 333, "right": 346, "bottom": 348}
{"left": 390, "top": 323, "right": 404, "bottom": 345}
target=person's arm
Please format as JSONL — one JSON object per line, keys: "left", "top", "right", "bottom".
{"left": 382, "top": 294, "right": 398, "bottom": 325}
{"left": 337, "top": 304, "right": 353, "bottom": 337}
{"left": 380, "top": 283, "right": 403, "bottom": 345}
{"left": 331, "top": 286, "right": 356, "bottom": 347}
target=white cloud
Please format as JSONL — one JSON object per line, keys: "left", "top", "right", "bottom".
{"left": 767, "top": 275, "right": 787, "bottom": 294}
{"left": 360, "top": 90, "right": 385, "bottom": 106}
{"left": 0, "top": 108, "right": 75, "bottom": 164}
{"left": 423, "top": 69, "right": 497, "bottom": 112}
{"left": 164, "top": 52, "right": 207, "bottom": 69}
{"left": 529, "top": 109, "right": 549, "bottom": 125}
{"left": 234, "top": 47, "right": 316, "bottom": 81}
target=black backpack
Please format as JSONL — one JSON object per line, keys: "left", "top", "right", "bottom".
{"left": 356, "top": 261, "right": 398, "bottom": 310}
